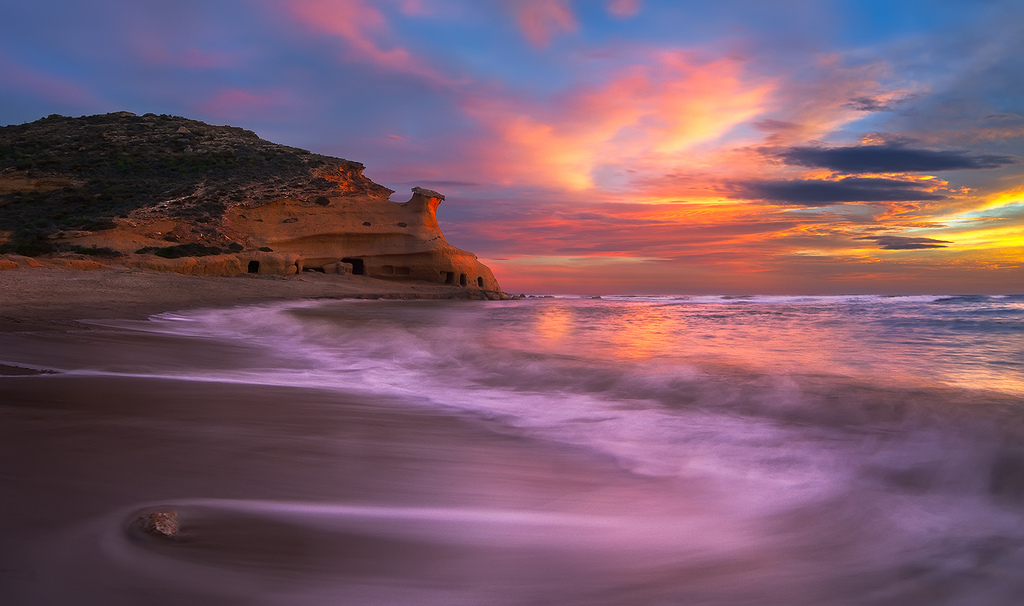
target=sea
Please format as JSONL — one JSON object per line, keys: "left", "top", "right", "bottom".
{"left": 4, "top": 293, "right": 1024, "bottom": 605}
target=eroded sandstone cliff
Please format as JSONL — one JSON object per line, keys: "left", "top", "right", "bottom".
{"left": 0, "top": 112, "right": 500, "bottom": 292}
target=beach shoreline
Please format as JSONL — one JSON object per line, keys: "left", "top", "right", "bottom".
{"left": 0, "top": 266, "right": 506, "bottom": 333}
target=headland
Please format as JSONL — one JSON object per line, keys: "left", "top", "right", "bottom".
{"left": 0, "top": 111, "right": 504, "bottom": 300}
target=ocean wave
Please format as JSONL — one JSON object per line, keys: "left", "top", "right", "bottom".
{"left": 83, "top": 299, "right": 1024, "bottom": 503}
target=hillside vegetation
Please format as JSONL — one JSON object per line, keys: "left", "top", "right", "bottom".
{"left": 0, "top": 112, "right": 389, "bottom": 254}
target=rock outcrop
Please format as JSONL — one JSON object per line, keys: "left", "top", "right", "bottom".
{"left": 0, "top": 112, "right": 500, "bottom": 292}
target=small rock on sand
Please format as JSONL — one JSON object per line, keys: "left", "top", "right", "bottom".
{"left": 138, "top": 511, "right": 179, "bottom": 538}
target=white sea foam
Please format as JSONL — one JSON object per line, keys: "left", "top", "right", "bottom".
{"left": 82, "top": 296, "right": 1024, "bottom": 503}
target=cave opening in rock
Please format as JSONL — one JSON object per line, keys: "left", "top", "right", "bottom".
{"left": 341, "top": 258, "right": 365, "bottom": 275}
{"left": 443, "top": 271, "right": 455, "bottom": 285}
{"left": 477, "top": 277, "right": 484, "bottom": 288}
{"left": 247, "top": 260, "right": 260, "bottom": 274}
{"left": 459, "top": 273, "right": 467, "bottom": 287}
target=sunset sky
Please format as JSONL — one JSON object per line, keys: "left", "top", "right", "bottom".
{"left": 2, "top": 0, "right": 1022, "bottom": 293}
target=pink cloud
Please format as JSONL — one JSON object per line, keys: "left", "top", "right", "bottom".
{"left": 394, "top": 0, "right": 431, "bottom": 15}
{"left": 754, "top": 55, "right": 916, "bottom": 146}
{"left": 276, "top": 0, "right": 445, "bottom": 82}
{"left": 193, "top": 88, "right": 295, "bottom": 120}
{"left": 607, "top": 0, "right": 641, "bottom": 18}
{"left": 0, "top": 55, "right": 104, "bottom": 109}
{"left": 131, "top": 37, "right": 239, "bottom": 70}
{"left": 511, "top": 0, "right": 577, "bottom": 48}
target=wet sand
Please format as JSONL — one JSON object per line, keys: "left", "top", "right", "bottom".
{"left": 0, "top": 268, "right": 702, "bottom": 605}
{"left": 0, "top": 266, "right": 499, "bottom": 332}
{"left": 0, "top": 374, "right": 682, "bottom": 605}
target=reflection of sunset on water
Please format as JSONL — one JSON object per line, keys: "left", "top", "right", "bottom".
{"left": 532, "top": 304, "right": 574, "bottom": 348}
{"left": 511, "top": 297, "right": 1024, "bottom": 396}
{"left": 602, "top": 303, "right": 676, "bottom": 361}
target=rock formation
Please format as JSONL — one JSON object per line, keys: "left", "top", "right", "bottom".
{"left": 0, "top": 112, "right": 501, "bottom": 292}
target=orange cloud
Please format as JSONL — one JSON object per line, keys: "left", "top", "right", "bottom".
{"left": 465, "top": 52, "right": 773, "bottom": 190}
{"left": 456, "top": 177, "right": 1021, "bottom": 294}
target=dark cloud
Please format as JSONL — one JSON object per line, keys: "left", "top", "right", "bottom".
{"left": 778, "top": 144, "right": 1017, "bottom": 173}
{"left": 844, "top": 95, "right": 912, "bottom": 112}
{"left": 857, "top": 235, "right": 952, "bottom": 250}
{"left": 738, "top": 177, "right": 946, "bottom": 206}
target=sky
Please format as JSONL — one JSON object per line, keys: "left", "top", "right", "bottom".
{"left": 2, "top": 0, "right": 1022, "bottom": 294}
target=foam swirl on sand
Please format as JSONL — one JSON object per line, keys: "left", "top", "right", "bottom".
{"left": 110, "top": 499, "right": 754, "bottom": 604}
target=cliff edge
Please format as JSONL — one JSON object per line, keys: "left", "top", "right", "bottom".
{"left": 0, "top": 112, "right": 500, "bottom": 292}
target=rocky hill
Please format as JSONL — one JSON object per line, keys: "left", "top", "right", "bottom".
{"left": 0, "top": 112, "right": 501, "bottom": 293}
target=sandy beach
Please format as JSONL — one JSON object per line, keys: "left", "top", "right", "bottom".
{"left": 0, "top": 375, "right": 670, "bottom": 604}
{"left": 0, "top": 267, "right": 693, "bottom": 605}
{"left": 0, "top": 266, "right": 506, "bottom": 332}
